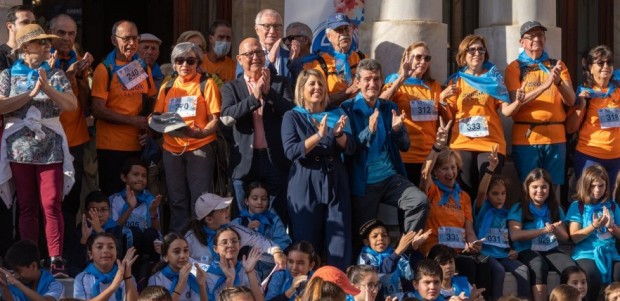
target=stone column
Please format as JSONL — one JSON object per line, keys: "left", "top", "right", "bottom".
{"left": 358, "top": 0, "right": 448, "bottom": 80}
{"left": 0, "top": 0, "right": 23, "bottom": 45}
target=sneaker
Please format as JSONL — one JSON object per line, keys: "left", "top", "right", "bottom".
{"left": 50, "top": 258, "right": 68, "bottom": 279}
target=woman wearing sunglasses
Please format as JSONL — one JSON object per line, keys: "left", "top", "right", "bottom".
{"left": 380, "top": 41, "right": 451, "bottom": 186}
{"left": 152, "top": 42, "right": 221, "bottom": 233}
{"left": 566, "top": 45, "right": 620, "bottom": 185}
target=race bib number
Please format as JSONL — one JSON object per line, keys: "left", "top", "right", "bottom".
{"left": 484, "top": 228, "right": 510, "bottom": 248}
{"left": 531, "top": 233, "right": 558, "bottom": 251}
{"left": 410, "top": 100, "right": 437, "bottom": 121}
{"left": 116, "top": 60, "right": 148, "bottom": 90}
{"left": 438, "top": 226, "right": 465, "bottom": 249}
{"left": 168, "top": 96, "right": 197, "bottom": 117}
{"left": 458, "top": 115, "right": 489, "bottom": 137}
{"left": 598, "top": 108, "right": 620, "bottom": 129}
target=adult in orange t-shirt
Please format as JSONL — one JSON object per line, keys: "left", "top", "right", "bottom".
{"left": 442, "top": 35, "right": 520, "bottom": 199}
{"left": 380, "top": 41, "right": 449, "bottom": 186}
{"left": 201, "top": 20, "right": 235, "bottom": 84}
{"left": 504, "top": 21, "right": 576, "bottom": 185}
{"left": 565, "top": 45, "right": 620, "bottom": 185}
{"left": 91, "top": 20, "right": 156, "bottom": 196}
{"left": 154, "top": 42, "right": 221, "bottom": 233}
{"left": 419, "top": 120, "right": 489, "bottom": 292}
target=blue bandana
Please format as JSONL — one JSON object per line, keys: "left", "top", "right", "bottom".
{"left": 161, "top": 265, "right": 200, "bottom": 294}
{"left": 384, "top": 73, "right": 430, "bottom": 90}
{"left": 292, "top": 106, "right": 352, "bottom": 135}
{"left": 207, "top": 260, "right": 243, "bottom": 300}
{"left": 10, "top": 59, "right": 53, "bottom": 91}
{"left": 151, "top": 63, "right": 164, "bottom": 80}
{"left": 434, "top": 179, "right": 462, "bottom": 209}
{"left": 102, "top": 49, "right": 146, "bottom": 75}
{"left": 475, "top": 201, "right": 508, "bottom": 244}
{"left": 529, "top": 201, "right": 551, "bottom": 229}
{"left": 446, "top": 62, "right": 509, "bottom": 102}
{"left": 239, "top": 209, "right": 276, "bottom": 234}
{"left": 119, "top": 189, "right": 156, "bottom": 228}
{"left": 51, "top": 48, "right": 78, "bottom": 72}
{"left": 517, "top": 51, "right": 551, "bottom": 74}
{"left": 352, "top": 94, "right": 385, "bottom": 161}
{"left": 9, "top": 270, "right": 55, "bottom": 301}
{"left": 577, "top": 83, "right": 616, "bottom": 99}
{"left": 582, "top": 201, "right": 617, "bottom": 283}
{"left": 85, "top": 263, "right": 123, "bottom": 300}
{"left": 327, "top": 47, "right": 353, "bottom": 85}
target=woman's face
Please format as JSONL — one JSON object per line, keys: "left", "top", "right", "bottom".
{"left": 164, "top": 238, "right": 190, "bottom": 272}
{"left": 287, "top": 250, "right": 314, "bottom": 277}
{"left": 188, "top": 36, "right": 205, "bottom": 51}
{"left": 409, "top": 46, "right": 430, "bottom": 79}
{"left": 215, "top": 230, "right": 240, "bottom": 260}
{"left": 465, "top": 40, "right": 485, "bottom": 71}
{"left": 567, "top": 272, "right": 588, "bottom": 299}
{"left": 433, "top": 156, "right": 459, "bottom": 187}
{"left": 590, "top": 56, "right": 613, "bottom": 84}
{"left": 528, "top": 178, "right": 550, "bottom": 206}
{"left": 589, "top": 178, "right": 607, "bottom": 202}
{"left": 302, "top": 75, "right": 325, "bottom": 109}
{"left": 24, "top": 38, "right": 51, "bottom": 61}
{"left": 174, "top": 51, "right": 198, "bottom": 77}
{"left": 354, "top": 272, "right": 380, "bottom": 301}
{"left": 89, "top": 236, "right": 117, "bottom": 271}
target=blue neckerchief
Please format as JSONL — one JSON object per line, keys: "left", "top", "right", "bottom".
{"left": 85, "top": 262, "right": 123, "bottom": 300}
{"left": 452, "top": 275, "right": 471, "bottom": 297}
{"left": 384, "top": 73, "right": 430, "bottom": 90}
{"left": 51, "top": 48, "right": 78, "bottom": 72}
{"left": 102, "top": 49, "right": 146, "bottom": 74}
{"left": 161, "top": 265, "right": 200, "bottom": 294}
{"left": 475, "top": 200, "right": 508, "bottom": 240}
{"left": 151, "top": 63, "right": 163, "bottom": 80}
{"left": 361, "top": 245, "right": 394, "bottom": 264}
{"left": 239, "top": 209, "right": 275, "bottom": 235}
{"left": 446, "top": 62, "right": 509, "bottom": 102}
{"left": 529, "top": 201, "right": 551, "bottom": 229}
{"left": 10, "top": 59, "right": 53, "bottom": 90}
{"left": 517, "top": 51, "right": 551, "bottom": 74}
{"left": 327, "top": 46, "right": 352, "bottom": 85}
{"left": 411, "top": 290, "right": 445, "bottom": 301}
{"left": 292, "top": 106, "right": 352, "bottom": 135}
{"left": 119, "top": 189, "right": 155, "bottom": 228}
{"left": 102, "top": 218, "right": 118, "bottom": 231}
{"left": 434, "top": 179, "right": 462, "bottom": 208}
{"left": 9, "top": 270, "right": 55, "bottom": 301}
{"left": 577, "top": 83, "right": 616, "bottom": 99}
{"left": 352, "top": 94, "right": 386, "bottom": 161}
{"left": 202, "top": 225, "right": 219, "bottom": 255}
{"left": 581, "top": 201, "right": 616, "bottom": 283}
{"left": 207, "top": 260, "right": 243, "bottom": 300}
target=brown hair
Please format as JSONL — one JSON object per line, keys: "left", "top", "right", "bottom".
{"left": 176, "top": 30, "right": 207, "bottom": 51}
{"left": 297, "top": 277, "right": 346, "bottom": 301}
{"left": 455, "top": 34, "right": 490, "bottom": 67}
{"left": 138, "top": 286, "right": 172, "bottom": 301}
{"left": 605, "top": 282, "right": 620, "bottom": 301}
{"left": 519, "top": 168, "right": 560, "bottom": 222}
{"left": 549, "top": 284, "right": 581, "bottom": 301}
{"left": 217, "top": 286, "right": 254, "bottom": 301}
{"left": 294, "top": 69, "right": 329, "bottom": 109}
{"left": 399, "top": 41, "right": 434, "bottom": 82}
{"left": 581, "top": 45, "right": 614, "bottom": 88}
{"left": 431, "top": 148, "right": 463, "bottom": 176}
{"left": 574, "top": 164, "right": 610, "bottom": 204}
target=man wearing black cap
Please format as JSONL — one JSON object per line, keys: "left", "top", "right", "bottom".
{"left": 504, "top": 21, "right": 576, "bottom": 188}
{"left": 302, "top": 13, "right": 364, "bottom": 106}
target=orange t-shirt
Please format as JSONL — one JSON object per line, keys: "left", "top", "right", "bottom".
{"left": 505, "top": 59, "right": 571, "bottom": 145}
{"left": 419, "top": 182, "right": 472, "bottom": 255}
{"left": 91, "top": 59, "right": 157, "bottom": 151}
{"left": 60, "top": 68, "right": 89, "bottom": 147}
{"left": 576, "top": 87, "right": 620, "bottom": 159}
{"left": 153, "top": 75, "right": 221, "bottom": 153}
{"left": 303, "top": 51, "right": 363, "bottom": 95}
{"left": 383, "top": 79, "right": 441, "bottom": 163}
{"left": 446, "top": 77, "right": 507, "bottom": 155}
{"left": 201, "top": 55, "right": 236, "bottom": 83}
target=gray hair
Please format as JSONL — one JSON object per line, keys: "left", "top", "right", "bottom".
{"left": 111, "top": 20, "right": 136, "bottom": 36}
{"left": 286, "top": 22, "right": 312, "bottom": 39}
{"left": 170, "top": 42, "right": 204, "bottom": 66}
{"left": 255, "top": 8, "right": 281, "bottom": 25}
{"left": 356, "top": 58, "right": 383, "bottom": 80}
{"left": 48, "top": 13, "right": 75, "bottom": 32}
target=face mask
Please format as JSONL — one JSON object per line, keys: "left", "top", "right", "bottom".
{"left": 213, "top": 41, "right": 231, "bottom": 57}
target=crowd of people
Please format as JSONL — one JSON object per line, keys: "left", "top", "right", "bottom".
{"left": 2, "top": 4, "right": 620, "bottom": 301}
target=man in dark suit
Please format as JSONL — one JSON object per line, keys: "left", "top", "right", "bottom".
{"left": 220, "top": 37, "right": 294, "bottom": 225}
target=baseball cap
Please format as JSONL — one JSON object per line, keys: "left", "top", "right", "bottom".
{"left": 520, "top": 21, "right": 547, "bottom": 37}
{"left": 312, "top": 266, "right": 361, "bottom": 296}
{"left": 326, "top": 13, "right": 351, "bottom": 30}
{"left": 195, "top": 193, "right": 233, "bottom": 221}
{"left": 140, "top": 33, "right": 162, "bottom": 45}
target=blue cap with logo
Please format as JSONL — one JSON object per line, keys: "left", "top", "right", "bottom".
{"left": 327, "top": 13, "right": 352, "bottom": 30}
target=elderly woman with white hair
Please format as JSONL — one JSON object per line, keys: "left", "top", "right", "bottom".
{"left": 0, "top": 23, "right": 77, "bottom": 277}
{"left": 153, "top": 41, "right": 221, "bottom": 233}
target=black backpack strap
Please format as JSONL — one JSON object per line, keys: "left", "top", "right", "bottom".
{"left": 315, "top": 53, "right": 329, "bottom": 78}
{"left": 356, "top": 50, "right": 365, "bottom": 60}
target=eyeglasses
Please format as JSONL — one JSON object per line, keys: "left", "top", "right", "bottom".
{"left": 522, "top": 32, "right": 545, "bottom": 40}
{"left": 593, "top": 60, "right": 613, "bottom": 67}
{"left": 257, "top": 23, "right": 283, "bottom": 31}
{"left": 282, "top": 35, "right": 306, "bottom": 45}
{"left": 115, "top": 35, "right": 140, "bottom": 43}
{"left": 412, "top": 54, "right": 432, "bottom": 62}
{"left": 217, "top": 239, "right": 240, "bottom": 247}
{"left": 34, "top": 39, "right": 51, "bottom": 46}
{"left": 361, "top": 282, "right": 382, "bottom": 291}
{"left": 174, "top": 57, "right": 197, "bottom": 66}
{"left": 467, "top": 47, "right": 487, "bottom": 55}
{"left": 239, "top": 50, "right": 266, "bottom": 58}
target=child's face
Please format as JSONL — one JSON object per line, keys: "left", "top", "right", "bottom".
{"left": 121, "top": 165, "right": 147, "bottom": 192}
{"left": 88, "top": 236, "right": 117, "bottom": 271}
{"left": 439, "top": 258, "right": 456, "bottom": 281}
{"left": 567, "top": 272, "right": 587, "bottom": 299}
{"left": 13, "top": 263, "right": 38, "bottom": 284}
{"left": 355, "top": 272, "right": 380, "bottom": 301}
{"left": 589, "top": 178, "right": 606, "bottom": 201}
{"left": 528, "top": 178, "right": 550, "bottom": 206}
{"left": 365, "top": 226, "right": 390, "bottom": 253}
{"left": 434, "top": 157, "right": 458, "bottom": 187}
{"left": 414, "top": 275, "right": 442, "bottom": 300}
{"left": 608, "top": 291, "right": 620, "bottom": 301}
{"left": 488, "top": 183, "right": 507, "bottom": 209}
{"left": 245, "top": 187, "right": 269, "bottom": 214}
{"left": 215, "top": 230, "right": 240, "bottom": 260}
{"left": 87, "top": 201, "right": 111, "bottom": 225}
{"left": 205, "top": 206, "right": 231, "bottom": 228}
{"left": 228, "top": 294, "right": 254, "bottom": 301}
{"left": 164, "top": 238, "right": 190, "bottom": 272}
{"left": 287, "top": 250, "right": 314, "bottom": 277}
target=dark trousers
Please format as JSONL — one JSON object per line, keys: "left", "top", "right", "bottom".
{"left": 517, "top": 249, "right": 576, "bottom": 285}
{"left": 576, "top": 258, "right": 620, "bottom": 301}
{"left": 97, "top": 149, "right": 141, "bottom": 197}
{"left": 457, "top": 151, "right": 505, "bottom": 203}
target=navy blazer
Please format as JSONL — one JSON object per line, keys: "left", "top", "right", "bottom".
{"left": 220, "top": 73, "right": 295, "bottom": 179}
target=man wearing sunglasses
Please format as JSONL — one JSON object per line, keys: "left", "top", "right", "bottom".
{"left": 284, "top": 22, "right": 313, "bottom": 86}
{"left": 505, "top": 21, "right": 576, "bottom": 188}
{"left": 91, "top": 20, "right": 157, "bottom": 196}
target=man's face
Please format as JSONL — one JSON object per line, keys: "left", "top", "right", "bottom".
{"left": 50, "top": 16, "right": 77, "bottom": 55}
{"left": 357, "top": 69, "right": 383, "bottom": 102}
{"left": 8, "top": 11, "right": 35, "bottom": 35}
{"left": 111, "top": 22, "right": 139, "bottom": 59}
{"left": 254, "top": 14, "right": 283, "bottom": 47}
{"left": 520, "top": 29, "right": 546, "bottom": 54}
{"left": 210, "top": 25, "right": 232, "bottom": 45}
{"left": 138, "top": 41, "right": 160, "bottom": 66}
{"left": 237, "top": 40, "right": 266, "bottom": 74}
{"left": 284, "top": 28, "right": 310, "bottom": 53}
{"left": 326, "top": 24, "right": 352, "bottom": 53}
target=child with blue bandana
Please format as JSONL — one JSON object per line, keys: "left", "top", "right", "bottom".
{"left": 427, "top": 245, "right": 485, "bottom": 300}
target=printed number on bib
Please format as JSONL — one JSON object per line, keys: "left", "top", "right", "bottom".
{"left": 598, "top": 108, "right": 620, "bottom": 129}
{"left": 484, "top": 228, "right": 509, "bottom": 248}
{"left": 410, "top": 100, "right": 437, "bottom": 121}
{"left": 531, "top": 233, "right": 558, "bottom": 251}
{"left": 168, "top": 96, "right": 197, "bottom": 117}
{"left": 458, "top": 115, "right": 489, "bottom": 137}
{"left": 116, "top": 60, "right": 148, "bottom": 90}
{"left": 438, "top": 226, "right": 465, "bottom": 249}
